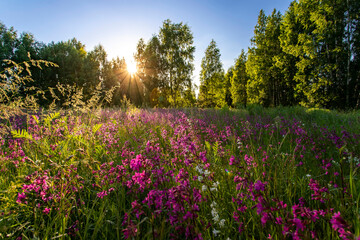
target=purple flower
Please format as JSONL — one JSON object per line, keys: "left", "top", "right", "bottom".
{"left": 293, "top": 218, "right": 305, "bottom": 231}
{"left": 229, "top": 156, "right": 236, "bottom": 165}
{"left": 16, "top": 192, "right": 26, "bottom": 204}
{"left": 275, "top": 217, "right": 283, "bottom": 225}
{"left": 97, "top": 190, "right": 108, "bottom": 198}
{"left": 309, "top": 179, "right": 328, "bottom": 203}
{"left": 261, "top": 212, "right": 271, "bottom": 226}
{"left": 122, "top": 220, "right": 138, "bottom": 239}
{"left": 43, "top": 207, "right": 51, "bottom": 214}
{"left": 254, "top": 180, "right": 266, "bottom": 192}
{"left": 330, "top": 212, "right": 353, "bottom": 240}
{"left": 130, "top": 154, "right": 143, "bottom": 171}
{"left": 183, "top": 211, "right": 194, "bottom": 221}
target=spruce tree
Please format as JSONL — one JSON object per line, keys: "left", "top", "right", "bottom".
{"left": 199, "top": 39, "right": 225, "bottom": 107}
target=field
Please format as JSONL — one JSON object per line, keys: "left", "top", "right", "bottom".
{"left": 0, "top": 106, "right": 360, "bottom": 239}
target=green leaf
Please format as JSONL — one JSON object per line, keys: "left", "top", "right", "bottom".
{"left": 32, "top": 115, "right": 39, "bottom": 125}
{"left": 92, "top": 124, "right": 103, "bottom": 135}
{"left": 11, "top": 129, "right": 33, "bottom": 141}
{"left": 44, "top": 112, "right": 60, "bottom": 126}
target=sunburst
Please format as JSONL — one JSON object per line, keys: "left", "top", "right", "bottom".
{"left": 126, "top": 58, "right": 137, "bottom": 75}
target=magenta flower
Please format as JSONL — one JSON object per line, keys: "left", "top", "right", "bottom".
{"left": 331, "top": 212, "right": 348, "bottom": 230}
{"left": 96, "top": 190, "right": 108, "bottom": 198}
{"left": 130, "top": 154, "right": 143, "bottom": 171}
{"left": 122, "top": 220, "right": 138, "bottom": 239}
{"left": 43, "top": 207, "right": 51, "bottom": 214}
{"left": 293, "top": 218, "right": 305, "bottom": 231}
{"left": 331, "top": 212, "right": 353, "bottom": 239}
{"left": 254, "top": 180, "right": 267, "bottom": 192}
{"left": 261, "top": 212, "right": 271, "bottom": 226}
{"left": 16, "top": 192, "right": 26, "bottom": 204}
{"left": 229, "top": 155, "right": 236, "bottom": 165}
{"left": 275, "top": 217, "right": 283, "bottom": 225}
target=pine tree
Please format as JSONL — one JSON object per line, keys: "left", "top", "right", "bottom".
{"left": 231, "top": 49, "right": 248, "bottom": 107}
{"left": 246, "top": 9, "right": 283, "bottom": 107}
{"left": 198, "top": 39, "right": 225, "bottom": 107}
{"left": 224, "top": 66, "right": 234, "bottom": 107}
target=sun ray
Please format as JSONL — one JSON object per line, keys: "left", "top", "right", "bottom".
{"left": 126, "top": 58, "right": 137, "bottom": 75}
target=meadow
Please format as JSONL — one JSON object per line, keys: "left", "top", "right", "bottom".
{"left": 0, "top": 106, "right": 360, "bottom": 239}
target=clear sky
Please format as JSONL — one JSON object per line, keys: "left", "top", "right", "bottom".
{"left": 0, "top": 0, "right": 293, "bottom": 88}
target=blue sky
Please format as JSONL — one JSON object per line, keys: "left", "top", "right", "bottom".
{"left": 0, "top": 0, "right": 293, "bottom": 87}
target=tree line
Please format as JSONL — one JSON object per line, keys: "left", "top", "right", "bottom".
{"left": 0, "top": 24, "right": 131, "bottom": 107}
{"left": 199, "top": 0, "right": 360, "bottom": 109}
{"left": 0, "top": 18, "right": 198, "bottom": 108}
{"left": 1, "top": 0, "right": 360, "bottom": 109}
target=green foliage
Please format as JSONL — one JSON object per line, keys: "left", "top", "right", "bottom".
{"left": 11, "top": 129, "right": 33, "bottom": 140}
{"left": 0, "top": 22, "right": 136, "bottom": 107}
{"left": 279, "top": 0, "right": 360, "bottom": 108}
{"left": 0, "top": 22, "right": 42, "bottom": 71}
{"left": 221, "top": 0, "right": 360, "bottom": 110}
{"left": 198, "top": 39, "right": 225, "bottom": 108}
{"left": 159, "top": 19, "right": 195, "bottom": 107}
{"left": 44, "top": 112, "right": 60, "bottom": 126}
{"left": 246, "top": 9, "right": 285, "bottom": 107}
{"left": 223, "top": 67, "right": 233, "bottom": 107}
{"left": 231, "top": 50, "right": 248, "bottom": 107}
{"left": 135, "top": 19, "right": 196, "bottom": 107}
{"left": 0, "top": 54, "right": 58, "bottom": 119}
{"left": 92, "top": 123, "right": 103, "bottom": 134}
{"left": 135, "top": 37, "right": 164, "bottom": 107}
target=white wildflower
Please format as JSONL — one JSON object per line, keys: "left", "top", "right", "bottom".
{"left": 213, "top": 228, "right": 220, "bottom": 237}
{"left": 211, "top": 208, "right": 218, "bottom": 217}
{"left": 196, "top": 165, "right": 203, "bottom": 174}
{"left": 204, "top": 169, "right": 210, "bottom": 176}
{"left": 202, "top": 185, "right": 207, "bottom": 192}
{"left": 219, "top": 219, "right": 226, "bottom": 227}
{"left": 198, "top": 176, "right": 203, "bottom": 182}
{"left": 237, "top": 138, "right": 243, "bottom": 149}
{"left": 211, "top": 203, "right": 220, "bottom": 222}
{"left": 332, "top": 160, "right": 340, "bottom": 166}
{"left": 306, "top": 174, "right": 311, "bottom": 178}
{"left": 210, "top": 181, "right": 219, "bottom": 191}
{"left": 213, "top": 214, "right": 219, "bottom": 222}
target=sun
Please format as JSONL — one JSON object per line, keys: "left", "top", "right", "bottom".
{"left": 126, "top": 58, "right": 137, "bottom": 75}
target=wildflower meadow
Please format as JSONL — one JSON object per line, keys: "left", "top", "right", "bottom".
{"left": 2, "top": 0, "right": 360, "bottom": 238}
{"left": 0, "top": 106, "right": 359, "bottom": 239}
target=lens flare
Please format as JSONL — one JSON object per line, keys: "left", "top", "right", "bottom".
{"left": 126, "top": 58, "right": 137, "bottom": 75}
